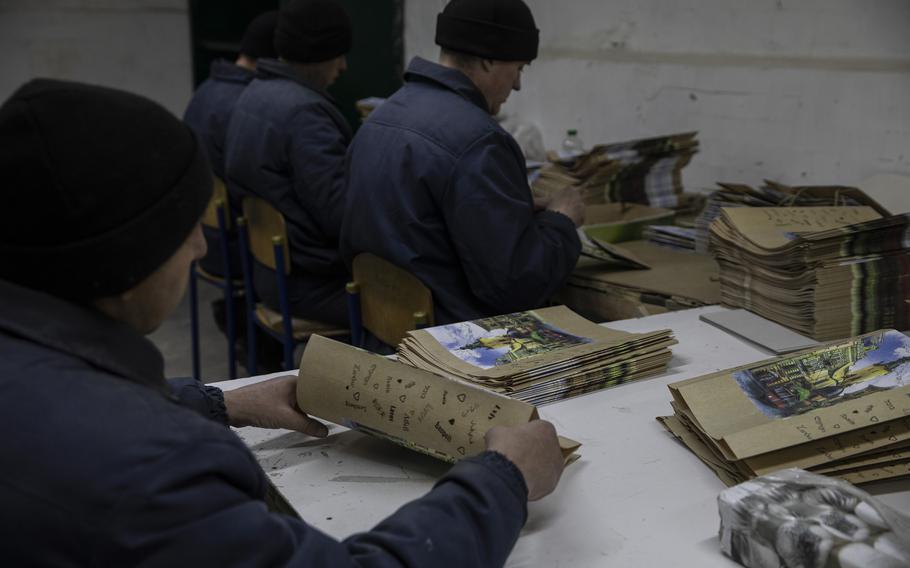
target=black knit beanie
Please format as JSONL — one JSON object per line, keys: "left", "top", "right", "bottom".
{"left": 275, "top": 0, "right": 352, "bottom": 63}
{"left": 240, "top": 10, "right": 279, "bottom": 59}
{"left": 0, "top": 79, "right": 213, "bottom": 301}
{"left": 436, "top": 0, "right": 539, "bottom": 61}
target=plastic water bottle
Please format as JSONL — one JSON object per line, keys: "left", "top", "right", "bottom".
{"left": 561, "top": 129, "right": 586, "bottom": 159}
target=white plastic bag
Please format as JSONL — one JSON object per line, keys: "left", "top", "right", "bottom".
{"left": 719, "top": 468, "right": 910, "bottom": 568}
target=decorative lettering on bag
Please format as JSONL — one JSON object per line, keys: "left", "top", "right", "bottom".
{"left": 434, "top": 421, "right": 452, "bottom": 442}
{"left": 362, "top": 363, "right": 376, "bottom": 386}
{"left": 417, "top": 403, "right": 433, "bottom": 424}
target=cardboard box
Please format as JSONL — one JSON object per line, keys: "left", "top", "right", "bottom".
{"left": 582, "top": 203, "right": 674, "bottom": 243}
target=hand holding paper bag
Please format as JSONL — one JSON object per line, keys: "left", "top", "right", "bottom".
{"left": 486, "top": 420, "right": 565, "bottom": 500}
{"left": 224, "top": 375, "right": 328, "bottom": 438}
{"left": 295, "top": 335, "right": 579, "bottom": 500}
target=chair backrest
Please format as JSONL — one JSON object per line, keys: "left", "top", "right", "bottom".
{"left": 242, "top": 196, "right": 291, "bottom": 275}
{"left": 352, "top": 253, "right": 434, "bottom": 346}
{"left": 201, "top": 176, "right": 231, "bottom": 230}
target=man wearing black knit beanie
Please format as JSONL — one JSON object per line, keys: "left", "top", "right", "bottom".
{"left": 184, "top": 9, "right": 277, "bottom": 279}
{"left": 225, "top": 0, "right": 354, "bottom": 328}
{"left": 341, "top": 0, "right": 585, "bottom": 328}
{"left": 0, "top": 78, "right": 565, "bottom": 566}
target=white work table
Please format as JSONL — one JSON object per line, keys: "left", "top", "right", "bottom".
{"left": 217, "top": 306, "right": 910, "bottom": 567}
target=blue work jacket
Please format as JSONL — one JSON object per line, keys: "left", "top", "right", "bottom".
{"left": 340, "top": 57, "right": 581, "bottom": 325}
{"left": 183, "top": 59, "right": 254, "bottom": 276}
{"left": 225, "top": 58, "right": 350, "bottom": 281}
{"left": 0, "top": 278, "right": 529, "bottom": 566}
{"left": 184, "top": 59, "right": 254, "bottom": 180}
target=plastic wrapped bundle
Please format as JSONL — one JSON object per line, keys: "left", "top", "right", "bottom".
{"left": 719, "top": 469, "right": 910, "bottom": 568}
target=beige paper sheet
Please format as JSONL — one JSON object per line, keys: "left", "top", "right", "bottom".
{"left": 669, "top": 398, "right": 910, "bottom": 480}
{"left": 405, "top": 305, "right": 669, "bottom": 381}
{"left": 719, "top": 206, "right": 880, "bottom": 250}
{"left": 658, "top": 415, "right": 746, "bottom": 487}
{"left": 297, "top": 335, "right": 580, "bottom": 463}
{"left": 669, "top": 331, "right": 910, "bottom": 460}
{"left": 834, "top": 459, "right": 910, "bottom": 485}
{"left": 569, "top": 240, "right": 720, "bottom": 305}
{"left": 661, "top": 413, "right": 910, "bottom": 486}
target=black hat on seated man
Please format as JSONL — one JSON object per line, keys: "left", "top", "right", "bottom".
{"left": 274, "top": 0, "right": 352, "bottom": 63}
{"left": 0, "top": 79, "right": 212, "bottom": 301}
{"left": 435, "top": 0, "right": 539, "bottom": 61}
{"left": 240, "top": 10, "right": 279, "bottom": 59}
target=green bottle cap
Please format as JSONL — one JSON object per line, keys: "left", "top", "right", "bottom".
{"left": 567, "top": 129, "right": 578, "bottom": 136}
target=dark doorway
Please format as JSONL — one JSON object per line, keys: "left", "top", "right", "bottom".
{"left": 188, "top": 0, "right": 404, "bottom": 132}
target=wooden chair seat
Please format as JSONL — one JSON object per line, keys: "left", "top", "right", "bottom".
{"left": 254, "top": 304, "right": 348, "bottom": 340}
{"left": 348, "top": 253, "right": 434, "bottom": 347}
{"left": 239, "top": 196, "right": 350, "bottom": 371}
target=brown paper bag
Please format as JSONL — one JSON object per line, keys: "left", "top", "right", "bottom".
{"left": 297, "top": 335, "right": 580, "bottom": 464}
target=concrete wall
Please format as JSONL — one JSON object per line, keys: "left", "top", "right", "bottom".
{"left": 405, "top": 1, "right": 910, "bottom": 193}
{"left": 2, "top": 1, "right": 907, "bottom": 199}
{"left": 0, "top": 0, "right": 192, "bottom": 117}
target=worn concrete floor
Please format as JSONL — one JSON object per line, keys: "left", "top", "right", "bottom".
{"left": 148, "top": 282, "right": 234, "bottom": 384}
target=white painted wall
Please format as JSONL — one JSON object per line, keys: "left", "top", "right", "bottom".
{"left": 405, "top": 1, "right": 910, "bottom": 196}
{"left": 0, "top": 0, "right": 192, "bottom": 117}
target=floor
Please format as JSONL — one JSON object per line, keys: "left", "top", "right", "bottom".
{"left": 148, "top": 282, "right": 234, "bottom": 383}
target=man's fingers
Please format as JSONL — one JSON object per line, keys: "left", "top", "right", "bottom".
{"left": 279, "top": 409, "right": 328, "bottom": 437}
{"left": 532, "top": 196, "right": 550, "bottom": 210}
{"left": 296, "top": 414, "right": 329, "bottom": 438}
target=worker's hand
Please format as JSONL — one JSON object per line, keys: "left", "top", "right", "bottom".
{"left": 485, "top": 420, "right": 565, "bottom": 501}
{"left": 532, "top": 195, "right": 551, "bottom": 211}
{"left": 546, "top": 186, "right": 585, "bottom": 226}
{"left": 223, "top": 375, "right": 328, "bottom": 438}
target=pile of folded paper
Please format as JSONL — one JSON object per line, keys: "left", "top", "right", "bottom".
{"left": 532, "top": 132, "right": 699, "bottom": 208}
{"left": 694, "top": 180, "right": 890, "bottom": 253}
{"left": 709, "top": 206, "right": 910, "bottom": 340}
{"left": 643, "top": 224, "right": 696, "bottom": 251}
{"left": 660, "top": 330, "right": 910, "bottom": 487}
{"left": 397, "top": 306, "right": 676, "bottom": 405}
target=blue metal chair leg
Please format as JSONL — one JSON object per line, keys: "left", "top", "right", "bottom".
{"left": 216, "top": 204, "right": 238, "bottom": 380}
{"left": 238, "top": 219, "right": 257, "bottom": 375}
{"left": 224, "top": 280, "right": 237, "bottom": 380}
{"left": 346, "top": 282, "right": 363, "bottom": 348}
{"left": 273, "top": 239, "right": 294, "bottom": 371}
{"left": 189, "top": 263, "right": 201, "bottom": 381}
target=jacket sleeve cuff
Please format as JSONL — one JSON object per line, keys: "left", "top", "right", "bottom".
{"left": 536, "top": 209, "right": 581, "bottom": 239}
{"left": 450, "top": 450, "right": 529, "bottom": 507}
{"left": 167, "top": 377, "right": 229, "bottom": 425}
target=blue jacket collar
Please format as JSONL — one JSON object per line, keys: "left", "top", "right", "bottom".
{"left": 404, "top": 57, "right": 490, "bottom": 114}
{"left": 0, "top": 279, "right": 169, "bottom": 394}
{"left": 255, "top": 58, "right": 336, "bottom": 103}
{"left": 209, "top": 59, "right": 255, "bottom": 84}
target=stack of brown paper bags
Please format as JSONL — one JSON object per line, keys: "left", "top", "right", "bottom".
{"left": 559, "top": 240, "right": 720, "bottom": 322}
{"left": 532, "top": 132, "right": 699, "bottom": 208}
{"left": 710, "top": 207, "right": 910, "bottom": 341}
{"left": 577, "top": 229, "right": 651, "bottom": 269}
{"left": 642, "top": 224, "right": 696, "bottom": 252}
{"left": 397, "top": 306, "right": 676, "bottom": 405}
{"left": 693, "top": 180, "right": 891, "bottom": 253}
{"left": 659, "top": 329, "right": 910, "bottom": 486}
{"left": 581, "top": 202, "right": 675, "bottom": 243}
{"left": 297, "top": 335, "right": 581, "bottom": 464}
